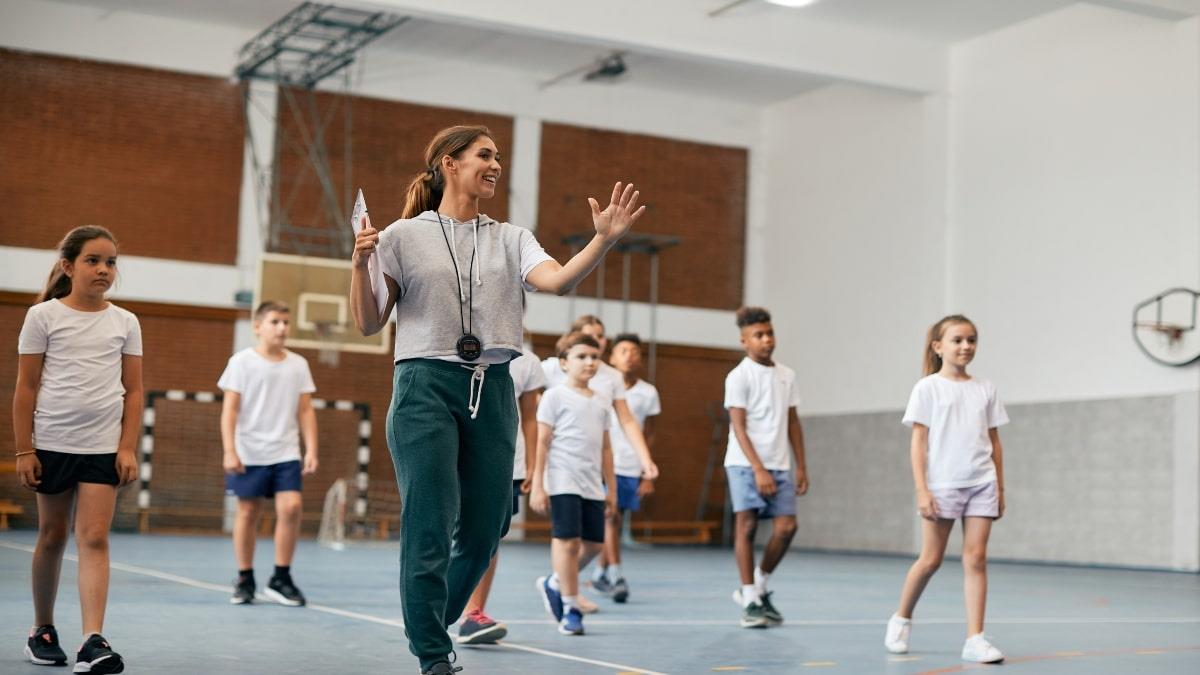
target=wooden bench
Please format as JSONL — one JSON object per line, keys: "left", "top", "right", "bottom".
{"left": 509, "top": 519, "right": 720, "bottom": 544}
{"left": 0, "top": 501, "right": 23, "bottom": 530}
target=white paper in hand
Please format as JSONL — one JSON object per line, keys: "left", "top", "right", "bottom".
{"left": 350, "top": 189, "right": 389, "bottom": 322}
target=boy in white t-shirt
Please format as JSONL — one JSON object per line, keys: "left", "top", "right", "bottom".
{"left": 591, "top": 333, "right": 660, "bottom": 603}
{"left": 457, "top": 346, "right": 545, "bottom": 644}
{"left": 219, "top": 301, "right": 318, "bottom": 608}
{"left": 531, "top": 332, "right": 617, "bottom": 636}
{"left": 724, "top": 307, "right": 809, "bottom": 629}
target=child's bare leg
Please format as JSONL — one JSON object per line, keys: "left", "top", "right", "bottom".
{"left": 734, "top": 510, "right": 759, "bottom": 585}
{"left": 758, "top": 515, "right": 798, "bottom": 574}
{"left": 74, "top": 483, "right": 117, "bottom": 635}
{"left": 464, "top": 554, "right": 499, "bottom": 616}
{"left": 233, "top": 498, "right": 262, "bottom": 570}
{"left": 578, "top": 541, "right": 603, "bottom": 572}
{"left": 600, "top": 511, "right": 622, "bottom": 569}
{"left": 961, "top": 517, "right": 993, "bottom": 636}
{"left": 32, "top": 491, "right": 73, "bottom": 627}
{"left": 896, "top": 518, "right": 954, "bottom": 618}
{"left": 273, "top": 491, "right": 302, "bottom": 567}
{"left": 551, "top": 537, "right": 582, "bottom": 597}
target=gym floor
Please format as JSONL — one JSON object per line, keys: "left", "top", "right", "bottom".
{"left": 2, "top": 532, "right": 1197, "bottom": 674}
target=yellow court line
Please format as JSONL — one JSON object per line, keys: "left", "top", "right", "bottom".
{"left": 1135, "top": 649, "right": 1167, "bottom": 655}
{"left": 711, "top": 668, "right": 747, "bottom": 672}
{"left": 1055, "top": 651, "right": 1085, "bottom": 657}
{"left": 889, "top": 655, "right": 922, "bottom": 662}
{"left": 803, "top": 661, "right": 837, "bottom": 667}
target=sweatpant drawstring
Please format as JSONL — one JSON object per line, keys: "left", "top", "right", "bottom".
{"left": 461, "top": 364, "right": 488, "bottom": 419}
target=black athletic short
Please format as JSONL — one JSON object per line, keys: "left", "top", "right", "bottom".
{"left": 34, "top": 450, "right": 119, "bottom": 494}
{"left": 512, "top": 479, "right": 523, "bottom": 516}
{"left": 549, "top": 494, "right": 605, "bottom": 542}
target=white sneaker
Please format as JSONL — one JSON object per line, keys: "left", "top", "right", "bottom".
{"left": 575, "top": 594, "right": 599, "bottom": 614}
{"left": 961, "top": 633, "right": 1004, "bottom": 663}
{"left": 884, "top": 613, "right": 911, "bottom": 654}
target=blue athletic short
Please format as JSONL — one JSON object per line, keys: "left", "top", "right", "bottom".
{"left": 616, "top": 475, "right": 642, "bottom": 512}
{"left": 725, "top": 466, "right": 797, "bottom": 518}
{"left": 225, "top": 460, "right": 302, "bottom": 499}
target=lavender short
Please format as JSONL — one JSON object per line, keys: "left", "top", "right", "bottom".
{"left": 929, "top": 481, "right": 1000, "bottom": 519}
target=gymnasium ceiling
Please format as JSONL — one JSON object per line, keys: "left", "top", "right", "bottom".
{"left": 41, "top": 0, "right": 1200, "bottom": 102}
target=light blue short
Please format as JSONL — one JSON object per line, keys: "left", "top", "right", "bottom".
{"left": 725, "top": 466, "right": 797, "bottom": 518}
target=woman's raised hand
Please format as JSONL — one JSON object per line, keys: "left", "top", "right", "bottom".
{"left": 589, "top": 182, "right": 645, "bottom": 243}
{"left": 352, "top": 213, "right": 378, "bottom": 269}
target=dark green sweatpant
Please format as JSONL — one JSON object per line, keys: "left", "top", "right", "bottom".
{"left": 386, "top": 358, "right": 517, "bottom": 670}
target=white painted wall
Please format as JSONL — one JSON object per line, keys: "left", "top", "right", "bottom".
{"left": 757, "top": 84, "right": 948, "bottom": 415}
{"left": 949, "top": 4, "right": 1200, "bottom": 404}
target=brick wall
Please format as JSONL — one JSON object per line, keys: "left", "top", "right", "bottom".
{"left": 271, "top": 88, "right": 514, "bottom": 256}
{"left": 536, "top": 123, "right": 747, "bottom": 311}
{"left": 0, "top": 49, "right": 244, "bottom": 264}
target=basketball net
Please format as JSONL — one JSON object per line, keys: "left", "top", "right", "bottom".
{"left": 314, "top": 320, "right": 341, "bottom": 367}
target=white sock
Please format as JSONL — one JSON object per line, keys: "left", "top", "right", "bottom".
{"left": 607, "top": 563, "right": 622, "bottom": 582}
{"left": 562, "top": 595, "right": 579, "bottom": 611}
{"left": 548, "top": 573, "right": 560, "bottom": 591}
{"left": 741, "top": 584, "right": 760, "bottom": 607}
{"left": 591, "top": 565, "right": 607, "bottom": 582}
{"left": 754, "top": 567, "right": 770, "bottom": 596}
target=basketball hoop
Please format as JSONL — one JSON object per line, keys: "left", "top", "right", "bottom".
{"left": 1132, "top": 288, "right": 1200, "bottom": 367}
{"left": 314, "top": 320, "right": 342, "bottom": 367}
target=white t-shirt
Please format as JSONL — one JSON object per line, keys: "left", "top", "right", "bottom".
{"left": 612, "top": 379, "right": 660, "bottom": 478}
{"left": 541, "top": 358, "right": 627, "bottom": 402}
{"left": 902, "top": 374, "right": 1009, "bottom": 490}
{"left": 509, "top": 349, "right": 546, "bottom": 480}
{"left": 536, "top": 385, "right": 611, "bottom": 500}
{"left": 17, "top": 299, "right": 143, "bottom": 454}
{"left": 218, "top": 348, "right": 317, "bottom": 466}
{"left": 724, "top": 357, "right": 800, "bottom": 471}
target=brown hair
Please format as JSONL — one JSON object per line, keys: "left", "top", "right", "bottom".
{"left": 38, "top": 226, "right": 118, "bottom": 303}
{"left": 254, "top": 301, "right": 290, "bottom": 322}
{"left": 557, "top": 331, "right": 601, "bottom": 359}
{"left": 400, "top": 125, "right": 494, "bottom": 219}
{"left": 923, "top": 314, "right": 976, "bottom": 376}
{"left": 571, "top": 314, "right": 604, "bottom": 333}
{"left": 735, "top": 306, "right": 771, "bottom": 328}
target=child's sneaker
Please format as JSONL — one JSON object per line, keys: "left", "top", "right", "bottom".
{"left": 759, "top": 591, "right": 783, "bottom": 625}
{"left": 264, "top": 574, "right": 306, "bottom": 607}
{"left": 230, "top": 577, "right": 255, "bottom": 605}
{"left": 25, "top": 624, "right": 67, "bottom": 666}
{"left": 591, "top": 575, "right": 614, "bottom": 595}
{"left": 884, "top": 613, "right": 911, "bottom": 654}
{"left": 420, "top": 662, "right": 463, "bottom": 674}
{"left": 456, "top": 609, "right": 507, "bottom": 645}
{"left": 740, "top": 600, "right": 770, "bottom": 628}
{"left": 535, "top": 575, "right": 563, "bottom": 621}
{"left": 575, "top": 594, "right": 599, "bottom": 614}
{"left": 74, "top": 634, "right": 123, "bottom": 674}
{"left": 961, "top": 633, "right": 1004, "bottom": 663}
{"left": 558, "top": 608, "right": 585, "bottom": 635}
{"left": 611, "top": 577, "right": 630, "bottom": 604}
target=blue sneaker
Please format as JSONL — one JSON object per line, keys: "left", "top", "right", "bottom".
{"left": 558, "top": 608, "right": 584, "bottom": 635}
{"left": 535, "top": 575, "right": 563, "bottom": 621}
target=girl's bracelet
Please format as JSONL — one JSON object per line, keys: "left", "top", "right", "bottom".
{"left": 14, "top": 450, "right": 36, "bottom": 457}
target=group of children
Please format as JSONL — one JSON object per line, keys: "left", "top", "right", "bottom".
{"left": 13, "top": 224, "right": 1011, "bottom": 670}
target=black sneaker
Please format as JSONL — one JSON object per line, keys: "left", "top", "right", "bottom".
{"left": 740, "top": 601, "right": 770, "bottom": 629}
{"left": 74, "top": 634, "right": 123, "bottom": 674}
{"left": 760, "top": 591, "right": 784, "bottom": 626}
{"left": 230, "top": 577, "right": 255, "bottom": 605}
{"left": 25, "top": 624, "right": 67, "bottom": 666}
{"left": 421, "top": 662, "right": 463, "bottom": 674}
{"left": 265, "top": 575, "right": 306, "bottom": 606}
{"left": 611, "top": 577, "right": 630, "bottom": 603}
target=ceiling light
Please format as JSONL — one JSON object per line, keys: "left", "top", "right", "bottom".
{"left": 765, "top": 0, "right": 819, "bottom": 7}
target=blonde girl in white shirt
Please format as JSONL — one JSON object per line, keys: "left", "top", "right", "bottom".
{"left": 885, "top": 314, "right": 1009, "bottom": 664}
{"left": 14, "top": 226, "right": 142, "bottom": 673}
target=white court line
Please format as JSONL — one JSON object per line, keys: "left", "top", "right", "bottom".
{"left": 0, "top": 541, "right": 665, "bottom": 675}
{"left": 491, "top": 616, "right": 1200, "bottom": 627}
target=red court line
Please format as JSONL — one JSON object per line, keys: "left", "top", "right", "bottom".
{"left": 914, "top": 644, "right": 1200, "bottom": 674}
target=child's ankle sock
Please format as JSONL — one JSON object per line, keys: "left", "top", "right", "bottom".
{"left": 273, "top": 565, "right": 290, "bottom": 580}
{"left": 548, "top": 573, "right": 561, "bottom": 591}
{"left": 591, "top": 565, "right": 607, "bottom": 582}
{"left": 238, "top": 568, "right": 255, "bottom": 583}
{"left": 741, "top": 584, "right": 760, "bottom": 607}
{"left": 608, "top": 563, "right": 623, "bottom": 581}
{"left": 753, "top": 567, "right": 770, "bottom": 596}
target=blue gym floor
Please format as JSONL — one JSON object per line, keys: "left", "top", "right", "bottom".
{"left": 1, "top": 531, "right": 1198, "bottom": 674}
